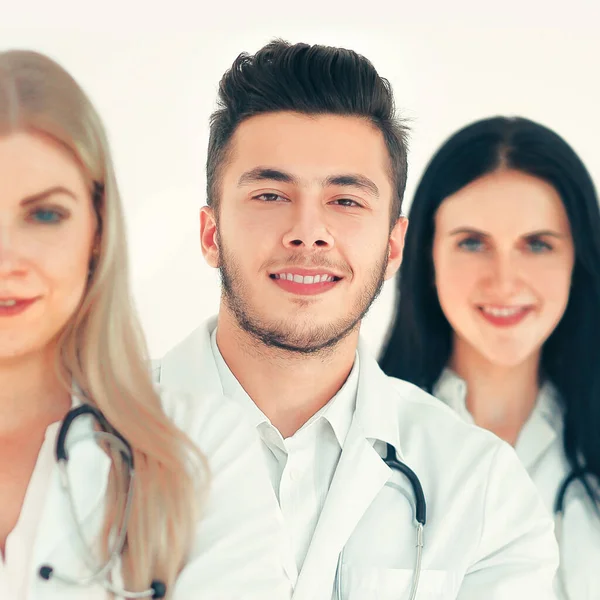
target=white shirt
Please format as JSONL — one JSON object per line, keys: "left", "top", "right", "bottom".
{"left": 210, "top": 328, "right": 359, "bottom": 573}
{"left": 0, "top": 421, "right": 59, "bottom": 599}
{"left": 434, "top": 368, "right": 600, "bottom": 599}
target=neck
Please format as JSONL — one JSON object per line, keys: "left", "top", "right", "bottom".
{"left": 215, "top": 310, "right": 358, "bottom": 438}
{"left": 0, "top": 347, "right": 71, "bottom": 435}
{"left": 449, "top": 341, "right": 541, "bottom": 446}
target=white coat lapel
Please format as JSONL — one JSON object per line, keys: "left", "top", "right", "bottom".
{"left": 293, "top": 420, "right": 391, "bottom": 599}
{"left": 293, "top": 349, "right": 397, "bottom": 600}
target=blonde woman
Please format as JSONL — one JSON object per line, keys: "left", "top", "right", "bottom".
{"left": 0, "top": 50, "right": 291, "bottom": 599}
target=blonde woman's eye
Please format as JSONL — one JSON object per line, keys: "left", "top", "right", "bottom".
{"left": 30, "top": 208, "right": 65, "bottom": 224}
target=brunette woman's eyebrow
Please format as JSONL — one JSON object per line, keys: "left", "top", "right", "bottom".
{"left": 448, "top": 227, "right": 488, "bottom": 237}
{"left": 523, "top": 229, "right": 566, "bottom": 239}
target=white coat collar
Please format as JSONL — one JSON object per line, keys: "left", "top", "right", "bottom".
{"left": 158, "top": 316, "right": 408, "bottom": 461}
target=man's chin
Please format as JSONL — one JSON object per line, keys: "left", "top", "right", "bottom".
{"left": 243, "top": 318, "right": 359, "bottom": 355}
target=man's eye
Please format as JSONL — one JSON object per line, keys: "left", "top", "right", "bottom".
{"left": 332, "top": 199, "right": 361, "bottom": 208}
{"left": 254, "top": 193, "right": 286, "bottom": 202}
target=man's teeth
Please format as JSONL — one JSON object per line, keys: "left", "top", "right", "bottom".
{"left": 0, "top": 299, "right": 17, "bottom": 307}
{"left": 481, "top": 306, "right": 524, "bottom": 317}
{"left": 274, "top": 273, "right": 336, "bottom": 284}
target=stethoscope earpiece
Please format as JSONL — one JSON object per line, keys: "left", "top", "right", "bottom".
{"left": 151, "top": 580, "right": 167, "bottom": 598}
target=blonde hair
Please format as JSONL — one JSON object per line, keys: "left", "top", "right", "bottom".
{"left": 0, "top": 50, "right": 208, "bottom": 595}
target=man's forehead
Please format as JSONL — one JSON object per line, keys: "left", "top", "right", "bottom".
{"left": 231, "top": 111, "right": 381, "bottom": 141}
{"left": 224, "top": 112, "right": 391, "bottom": 183}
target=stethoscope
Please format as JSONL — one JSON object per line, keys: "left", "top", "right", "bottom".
{"left": 553, "top": 469, "right": 599, "bottom": 600}
{"left": 37, "top": 404, "right": 167, "bottom": 599}
{"left": 335, "top": 442, "right": 427, "bottom": 600}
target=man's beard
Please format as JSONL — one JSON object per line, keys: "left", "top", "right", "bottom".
{"left": 218, "top": 239, "right": 388, "bottom": 355}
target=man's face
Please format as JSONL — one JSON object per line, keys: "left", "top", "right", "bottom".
{"left": 201, "top": 112, "right": 407, "bottom": 353}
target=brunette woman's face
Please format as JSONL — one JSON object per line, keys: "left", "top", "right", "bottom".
{"left": 433, "top": 169, "right": 575, "bottom": 367}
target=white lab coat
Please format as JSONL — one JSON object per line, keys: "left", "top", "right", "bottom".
{"left": 25, "top": 387, "right": 292, "bottom": 600}
{"left": 435, "top": 369, "right": 600, "bottom": 600}
{"left": 154, "top": 317, "right": 560, "bottom": 600}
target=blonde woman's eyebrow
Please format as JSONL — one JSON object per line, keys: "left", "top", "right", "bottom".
{"left": 20, "top": 186, "right": 77, "bottom": 206}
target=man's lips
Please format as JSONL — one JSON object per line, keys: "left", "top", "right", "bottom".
{"left": 269, "top": 270, "right": 343, "bottom": 295}
{"left": 270, "top": 272, "right": 341, "bottom": 284}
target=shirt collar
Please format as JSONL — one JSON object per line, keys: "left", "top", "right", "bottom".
{"left": 210, "top": 327, "right": 272, "bottom": 430}
{"left": 317, "top": 352, "right": 359, "bottom": 448}
{"left": 434, "top": 368, "right": 472, "bottom": 424}
{"left": 210, "top": 326, "right": 359, "bottom": 446}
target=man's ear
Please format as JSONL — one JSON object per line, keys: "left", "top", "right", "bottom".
{"left": 384, "top": 216, "right": 409, "bottom": 281}
{"left": 200, "top": 205, "right": 220, "bottom": 268}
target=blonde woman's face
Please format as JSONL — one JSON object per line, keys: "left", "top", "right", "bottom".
{"left": 0, "top": 132, "right": 97, "bottom": 361}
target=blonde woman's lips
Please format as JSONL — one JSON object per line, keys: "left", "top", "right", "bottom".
{"left": 0, "top": 297, "right": 38, "bottom": 317}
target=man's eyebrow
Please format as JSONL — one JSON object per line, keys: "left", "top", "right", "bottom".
{"left": 20, "top": 186, "right": 78, "bottom": 206}
{"left": 237, "top": 168, "right": 380, "bottom": 199}
{"left": 324, "top": 174, "right": 380, "bottom": 198}
{"left": 238, "top": 167, "right": 299, "bottom": 187}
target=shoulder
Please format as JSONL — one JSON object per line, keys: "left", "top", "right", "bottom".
{"left": 386, "top": 373, "right": 502, "bottom": 450}
{"left": 378, "top": 373, "right": 529, "bottom": 503}
{"left": 150, "top": 317, "right": 218, "bottom": 383}
{"left": 386, "top": 374, "right": 454, "bottom": 411}
{"left": 357, "top": 348, "right": 506, "bottom": 462}
{"left": 156, "top": 385, "right": 255, "bottom": 466}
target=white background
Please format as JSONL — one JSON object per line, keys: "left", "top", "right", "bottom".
{"left": 3, "top": 0, "right": 599, "bottom": 358}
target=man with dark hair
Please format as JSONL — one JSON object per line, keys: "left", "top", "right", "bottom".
{"left": 155, "top": 41, "right": 559, "bottom": 598}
